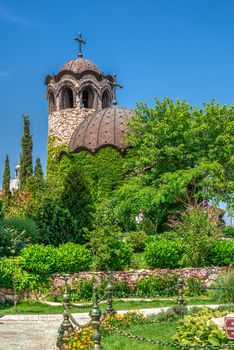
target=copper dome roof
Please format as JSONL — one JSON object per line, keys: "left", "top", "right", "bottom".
{"left": 60, "top": 57, "right": 101, "bottom": 74}
{"left": 69, "top": 107, "right": 133, "bottom": 153}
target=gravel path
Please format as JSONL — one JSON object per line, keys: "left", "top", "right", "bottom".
{"left": 0, "top": 305, "right": 220, "bottom": 350}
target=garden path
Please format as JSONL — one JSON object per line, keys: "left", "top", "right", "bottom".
{"left": 0, "top": 305, "right": 220, "bottom": 350}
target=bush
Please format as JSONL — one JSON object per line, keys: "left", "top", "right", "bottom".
{"left": 87, "top": 227, "right": 133, "bottom": 271}
{"left": 57, "top": 243, "right": 92, "bottom": 273}
{"left": 0, "top": 217, "right": 39, "bottom": 257}
{"left": 206, "top": 240, "right": 234, "bottom": 266}
{"left": 35, "top": 203, "right": 80, "bottom": 246}
{"left": 175, "top": 206, "right": 218, "bottom": 267}
{"left": 222, "top": 225, "right": 234, "bottom": 238}
{"left": 125, "top": 231, "right": 147, "bottom": 252}
{"left": 144, "top": 239, "right": 183, "bottom": 268}
{"left": 136, "top": 273, "right": 178, "bottom": 296}
{"left": 0, "top": 257, "right": 40, "bottom": 291}
{"left": 211, "top": 271, "right": 234, "bottom": 303}
{"left": 173, "top": 307, "right": 231, "bottom": 345}
{"left": 20, "top": 243, "right": 93, "bottom": 275}
{"left": 20, "top": 244, "right": 58, "bottom": 275}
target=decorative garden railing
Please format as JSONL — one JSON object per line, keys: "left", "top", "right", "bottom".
{"left": 57, "top": 273, "right": 234, "bottom": 350}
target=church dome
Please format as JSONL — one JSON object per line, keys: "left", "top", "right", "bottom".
{"left": 60, "top": 57, "right": 101, "bottom": 75}
{"left": 69, "top": 107, "right": 133, "bottom": 153}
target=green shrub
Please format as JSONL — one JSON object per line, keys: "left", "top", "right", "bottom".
{"left": 35, "top": 203, "right": 79, "bottom": 246}
{"left": 0, "top": 217, "right": 39, "bottom": 257}
{"left": 57, "top": 243, "right": 92, "bottom": 273}
{"left": 175, "top": 206, "right": 218, "bottom": 267}
{"left": 222, "top": 225, "right": 234, "bottom": 238}
{"left": 185, "top": 276, "right": 208, "bottom": 297}
{"left": 20, "top": 244, "right": 58, "bottom": 275}
{"left": 173, "top": 307, "right": 231, "bottom": 345}
{"left": 87, "top": 227, "right": 133, "bottom": 271}
{"left": 211, "top": 271, "right": 234, "bottom": 303}
{"left": 144, "top": 239, "right": 183, "bottom": 268}
{"left": 125, "top": 231, "right": 147, "bottom": 252}
{"left": 207, "top": 240, "right": 234, "bottom": 266}
{"left": 136, "top": 273, "right": 178, "bottom": 296}
{"left": 0, "top": 257, "right": 40, "bottom": 291}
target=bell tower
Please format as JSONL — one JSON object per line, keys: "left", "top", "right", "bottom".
{"left": 45, "top": 34, "right": 114, "bottom": 145}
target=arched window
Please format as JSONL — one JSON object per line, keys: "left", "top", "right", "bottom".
{"left": 102, "top": 90, "right": 110, "bottom": 108}
{"left": 60, "top": 87, "right": 74, "bottom": 109}
{"left": 48, "top": 92, "right": 56, "bottom": 114}
{"left": 82, "top": 87, "right": 94, "bottom": 108}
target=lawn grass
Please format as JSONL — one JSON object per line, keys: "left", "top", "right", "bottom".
{"left": 102, "top": 319, "right": 179, "bottom": 349}
{"left": 0, "top": 296, "right": 219, "bottom": 315}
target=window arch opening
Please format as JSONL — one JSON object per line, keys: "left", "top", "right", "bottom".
{"left": 82, "top": 87, "right": 94, "bottom": 108}
{"left": 60, "top": 87, "right": 74, "bottom": 109}
{"left": 102, "top": 91, "right": 110, "bottom": 108}
{"left": 48, "top": 92, "right": 56, "bottom": 114}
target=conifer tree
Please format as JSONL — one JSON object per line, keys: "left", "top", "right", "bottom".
{"left": 2, "top": 154, "right": 10, "bottom": 196}
{"left": 34, "top": 157, "right": 43, "bottom": 181}
{"left": 19, "top": 115, "right": 33, "bottom": 189}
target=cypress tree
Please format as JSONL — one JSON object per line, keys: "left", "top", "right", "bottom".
{"left": 19, "top": 115, "right": 33, "bottom": 189}
{"left": 34, "top": 157, "right": 44, "bottom": 181}
{"left": 2, "top": 154, "right": 10, "bottom": 196}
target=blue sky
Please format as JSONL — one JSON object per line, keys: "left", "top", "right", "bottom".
{"left": 0, "top": 0, "right": 234, "bottom": 182}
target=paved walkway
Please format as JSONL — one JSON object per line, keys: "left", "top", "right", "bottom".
{"left": 0, "top": 305, "right": 220, "bottom": 350}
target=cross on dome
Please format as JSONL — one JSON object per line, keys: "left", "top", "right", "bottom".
{"left": 74, "top": 33, "right": 86, "bottom": 58}
{"left": 112, "top": 73, "right": 123, "bottom": 106}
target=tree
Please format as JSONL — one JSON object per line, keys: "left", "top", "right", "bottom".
{"left": 2, "top": 154, "right": 10, "bottom": 196}
{"left": 19, "top": 115, "right": 33, "bottom": 190}
{"left": 111, "top": 98, "right": 234, "bottom": 231}
{"left": 34, "top": 157, "right": 43, "bottom": 181}
{"left": 60, "top": 166, "right": 93, "bottom": 236}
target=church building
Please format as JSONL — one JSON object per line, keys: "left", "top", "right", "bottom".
{"left": 45, "top": 34, "right": 133, "bottom": 155}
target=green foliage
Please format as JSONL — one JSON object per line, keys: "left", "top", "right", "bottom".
{"left": 60, "top": 166, "right": 93, "bottom": 236}
{"left": 35, "top": 202, "right": 80, "bottom": 245}
{"left": 2, "top": 154, "right": 10, "bottom": 196}
{"left": 144, "top": 239, "right": 183, "bottom": 269}
{"left": 87, "top": 227, "right": 133, "bottom": 271}
{"left": 222, "top": 225, "right": 234, "bottom": 238}
{"left": 136, "top": 273, "right": 178, "bottom": 296}
{"left": 19, "top": 243, "right": 93, "bottom": 276}
{"left": 207, "top": 240, "right": 234, "bottom": 266}
{"left": 34, "top": 157, "right": 43, "bottom": 181}
{"left": 0, "top": 217, "right": 39, "bottom": 257}
{"left": 173, "top": 307, "right": 231, "bottom": 345}
{"left": 125, "top": 231, "right": 147, "bottom": 252}
{"left": 20, "top": 244, "right": 58, "bottom": 275}
{"left": 175, "top": 205, "right": 218, "bottom": 267}
{"left": 0, "top": 257, "right": 39, "bottom": 291}
{"left": 19, "top": 115, "right": 33, "bottom": 189}
{"left": 110, "top": 98, "right": 234, "bottom": 231}
{"left": 185, "top": 276, "right": 208, "bottom": 297}
{"left": 211, "top": 271, "right": 234, "bottom": 303}
{"left": 56, "top": 243, "right": 92, "bottom": 273}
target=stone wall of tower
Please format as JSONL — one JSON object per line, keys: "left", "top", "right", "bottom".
{"left": 48, "top": 107, "right": 95, "bottom": 145}
{"left": 46, "top": 73, "right": 113, "bottom": 145}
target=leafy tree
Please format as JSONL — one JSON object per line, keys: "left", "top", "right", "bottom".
{"left": 35, "top": 202, "right": 80, "bottom": 245}
{"left": 60, "top": 166, "right": 93, "bottom": 236}
{"left": 34, "top": 157, "right": 43, "bottom": 182}
{"left": 19, "top": 115, "right": 33, "bottom": 189}
{"left": 111, "top": 98, "right": 234, "bottom": 231}
{"left": 2, "top": 154, "right": 10, "bottom": 196}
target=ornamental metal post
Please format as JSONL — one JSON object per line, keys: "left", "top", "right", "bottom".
{"left": 106, "top": 271, "right": 115, "bottom": 315}
{"left": 177, "top": 276, "right": 186, "bottom": 306}
{"left": 89, "top": 286, "right": 103, "bottom": 350}
{"left": 56, "top": 276, "right": 74, "bottom": 349}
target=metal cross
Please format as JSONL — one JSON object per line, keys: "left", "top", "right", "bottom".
{"left": 74, "top": 33, "right": 86, "bottom": 58}
{"left": 112, "top": 73, "right": 123, "bottom": 106}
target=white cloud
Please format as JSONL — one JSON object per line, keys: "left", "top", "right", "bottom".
{"left": 0, "top": 5, "right": 32, "bottom": 26}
